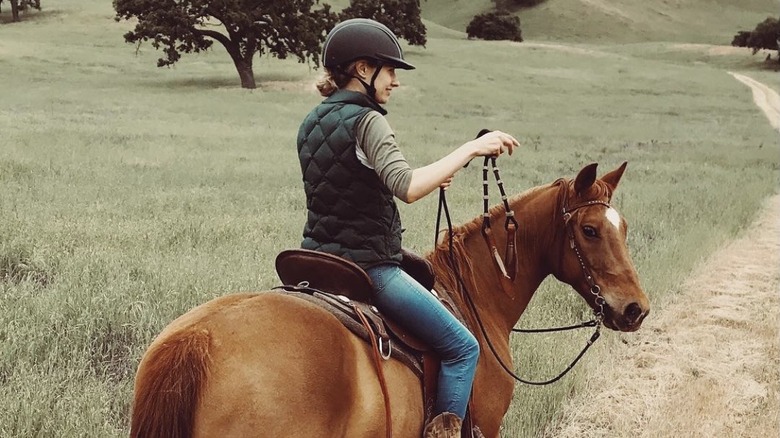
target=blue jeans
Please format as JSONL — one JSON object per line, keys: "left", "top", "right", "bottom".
{"left": 366, "top": 263, "right": 479, "bottom": 418}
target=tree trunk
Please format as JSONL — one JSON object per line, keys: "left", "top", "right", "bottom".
{"left": 201, "top": 31, "right": 258, "bottom": 89}
{"left": 234, "top": 58, "right": 256, "bottom": 89}
{"left": 11, "top": 0, "right": 19, "bottom": 22}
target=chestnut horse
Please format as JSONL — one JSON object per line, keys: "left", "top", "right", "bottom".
{"left": 130, "top": 162, "right": 650, "bottom": 438}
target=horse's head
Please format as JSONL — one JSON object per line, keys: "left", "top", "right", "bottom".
{"left": 552, "top": 162, "right": 650, "bottom": 332}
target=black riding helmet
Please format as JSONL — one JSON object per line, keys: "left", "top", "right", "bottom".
{"left": 323, "top": 18, "right": 415, "bottom": 70}
{"left": 322, "top": 18, "right": 415, "bottom": 100}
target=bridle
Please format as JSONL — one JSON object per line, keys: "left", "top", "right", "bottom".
{"left": 561, "top": 196, "right": 612, "bottom": 325}
{"left": 435, "top": 158, "right": 606, "bottom": 385}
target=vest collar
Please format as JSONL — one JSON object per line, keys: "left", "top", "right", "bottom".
{"left": 324, "top": 90, "right": 388, "bottom": 116}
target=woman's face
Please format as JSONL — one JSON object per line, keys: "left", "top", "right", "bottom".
{"left": 357, "top": 63, "right": 399, "bottom": 104}
{"left": 370, "top": 65, "right": 399, "bottom": 104}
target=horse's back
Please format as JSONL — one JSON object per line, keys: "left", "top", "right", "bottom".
{"left": 133, "top": 292, "right": 423, "bottom": 437}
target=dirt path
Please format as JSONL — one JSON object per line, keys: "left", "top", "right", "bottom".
{"left": 543, "top": 76, "right": 780, "bottom": 437}
{"left": 729, "top": 72, "right": 780, "bottom": 133}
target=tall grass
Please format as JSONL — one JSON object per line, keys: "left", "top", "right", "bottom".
{"left": 0, "top": 0, "right": 778, "bottom": 436}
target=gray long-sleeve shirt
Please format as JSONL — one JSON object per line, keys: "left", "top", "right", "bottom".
{"left": 355, "top": 111, "right": 413, "bottom": 203}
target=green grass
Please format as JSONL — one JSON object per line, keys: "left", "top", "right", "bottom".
{"left": 1, "top": 0, "right": 778, "bottom": 436}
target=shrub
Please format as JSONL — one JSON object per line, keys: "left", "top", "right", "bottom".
{"left": 467, "top": 11, "right": 523, "bottom": 42}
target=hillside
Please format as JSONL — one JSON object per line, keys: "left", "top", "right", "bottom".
{"left": 422, "top": 0, "right": 777, "bottom": 44}
{"left": 269, "top": 0, "right": 775, "bottom": 45}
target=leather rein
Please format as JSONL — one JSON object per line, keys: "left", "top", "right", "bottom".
{"left": 435, "top": 157, "right": 605, "bottom": 385}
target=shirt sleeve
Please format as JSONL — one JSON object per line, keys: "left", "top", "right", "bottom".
{"left": 355, "top": 111, "right": 413, "bottom": 203}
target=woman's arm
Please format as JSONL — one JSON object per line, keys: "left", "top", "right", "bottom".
{"left": 356, "top": 112, "right": 519, "bottom": 204}
{"left": 405, "top": 131, "right": 519, "bottom": 203}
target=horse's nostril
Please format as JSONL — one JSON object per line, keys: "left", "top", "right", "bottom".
{"left": 624, "top": 302, "right": 642, "bottom": 323}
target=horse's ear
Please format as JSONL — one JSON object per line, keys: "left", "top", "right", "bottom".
{"left": 574, "top": 163, "right": 599, "bottom": 194}
{"left": 600, "top": 161, "right": 628, "bottom": 191}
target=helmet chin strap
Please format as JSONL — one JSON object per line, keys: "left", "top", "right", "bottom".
{"left": 354, "top": 63, "right": 383, "bottom": 102}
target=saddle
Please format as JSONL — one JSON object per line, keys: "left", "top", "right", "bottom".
{"left": 275, "top": 248, "right": 466, "bottom": 430}
{"left": 275, "top": 248, "right": 436, "bottom": 303}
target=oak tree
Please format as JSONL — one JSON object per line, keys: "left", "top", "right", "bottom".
{"left": 732, "top": 16, "right": 779, "bottom": 62}
{"left": 113, "top": 0, "right": 338, "bottom": 89}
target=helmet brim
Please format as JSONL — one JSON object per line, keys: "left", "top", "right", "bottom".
{"left": 376, "top": 53, "right": 415, "bottom": 70}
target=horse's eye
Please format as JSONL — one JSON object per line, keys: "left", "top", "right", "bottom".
{"left": 582, "top": 226, "right": 598, "bottom": 238}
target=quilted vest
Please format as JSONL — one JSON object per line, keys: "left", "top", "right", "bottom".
{"left": 297, "top": 90, "right": 403, "bottom": 268}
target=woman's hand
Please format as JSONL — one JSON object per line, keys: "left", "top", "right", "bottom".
{"left": 466, "top": 130, "right": 520, "bottom": 158}
{"left": 405, "top": 130, "right": 519, "bottom": 203}
{"left": 439, "top": 175, "right": 454, "bottom": 190}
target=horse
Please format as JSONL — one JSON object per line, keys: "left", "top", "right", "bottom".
{"left": 130, "top": 161, "right": 650, "bottom": 438}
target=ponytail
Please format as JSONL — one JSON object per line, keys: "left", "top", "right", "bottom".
{"left": 315, "top": 59, "right": 377, "bottom": 97}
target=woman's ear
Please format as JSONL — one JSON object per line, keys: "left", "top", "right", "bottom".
{"left": 354, "top": 60, "right": 370, "bottom": 78}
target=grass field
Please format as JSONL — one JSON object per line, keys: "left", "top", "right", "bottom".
{"left": 0, "top": 0, "right": 778, "bottom": 436}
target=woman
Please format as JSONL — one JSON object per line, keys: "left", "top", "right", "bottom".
{"left": 296, "top": 18, "right": 519, "bottom": 438}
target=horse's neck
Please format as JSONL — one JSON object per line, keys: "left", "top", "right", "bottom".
{"left": 431, "top": 183, "right": 562, "bottom": 337}
{"left": 427, "top": 183, "right": 565, "bottom": 434}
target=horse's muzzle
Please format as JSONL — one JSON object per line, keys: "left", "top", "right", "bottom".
{"left": 604, "top": 301, "right": 650, "bottom": 332}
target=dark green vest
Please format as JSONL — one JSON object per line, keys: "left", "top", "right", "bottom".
{"left": 297, "top": 90, "right": 403, "bottom": 268}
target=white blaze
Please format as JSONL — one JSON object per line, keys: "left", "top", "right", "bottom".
{"left": 606, "top": 207, "right": 621, "bottom": 229}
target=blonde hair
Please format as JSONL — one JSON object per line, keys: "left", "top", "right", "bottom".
{"left": 315, "top": 59, "right": 377, "bottom": 97}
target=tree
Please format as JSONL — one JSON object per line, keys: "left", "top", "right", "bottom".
{"left": 0, "top": 0, "right": 41, "bottom": 22}
{"left": 732, "top": 16, "right": 779, "bottom": 62}
{"left": 113, "top": 0, "right": 339, "bottom": 89}
{"left": 340, "top": 0, "right": 427, "bottom": 46}
{"left": 467, "top": 11, "right": 522, "bottom": 42}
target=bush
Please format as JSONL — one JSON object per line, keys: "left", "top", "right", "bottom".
{"left": 467, "top": 11, "right": 523, "bottom": 42}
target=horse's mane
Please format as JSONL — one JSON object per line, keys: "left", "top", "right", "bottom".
{"left": 428, "top": 231, "right": 476, "bottom": 301}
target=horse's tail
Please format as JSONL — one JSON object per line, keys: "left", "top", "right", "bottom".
{"left": 130, "top": 328, "right": 211, "bottom": 438}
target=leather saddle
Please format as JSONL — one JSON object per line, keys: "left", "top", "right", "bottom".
{"left": 276, "top": 248, "right": 435, "bottom": 302}
{"left": 275, "top": 248, "right": 438, "bottom": 353}
{"left": 276, "top": 249, "right": 375, "bottom": 302}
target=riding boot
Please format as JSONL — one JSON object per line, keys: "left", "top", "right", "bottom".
{"left": 423, "top": 412, "right": 462, "bottom": 438}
